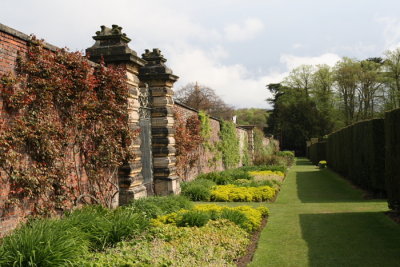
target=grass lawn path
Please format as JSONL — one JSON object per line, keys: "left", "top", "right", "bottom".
{"left": 249, "top": 158, "right": 400, "bottom": 267}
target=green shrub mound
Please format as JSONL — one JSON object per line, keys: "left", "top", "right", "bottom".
{"left": 182, "top": 165, "right": 284, "bottom": 202}
{"left": 126, "top": 195, "right": 193, "bottom": 218}
{"left": 239, "top": 164, "right": 287, "bottom": 174}
{"left": 0, "top": 218, "right": 88, "bottom": 267}
{"left": 78, "top": 220, "right": 249, "bottom": 267}
{"left": 64, "top": 205, "right": 149, "bottom": 250}
{"left": 253, "top": 150, "right": 295, "bottom": 167}
{"left": 385, "top": 108, "right": 400, "bottom": 211}
{"left": 154, "top": 204, "right": 269, "bottom": 233}
{"left": 181, "top": 179, "right": 216, "bottom": 201}
{"left": 326, "top": 118, "right": 386, "bottom": 196}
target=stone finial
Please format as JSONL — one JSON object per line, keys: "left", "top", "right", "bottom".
{"left": 86, "top": 25, "right": 146, "bottom": 66}
{"left": 140, "top": 48, "right": 176, "bottom": 77}
{"left": 142, "top": 48, "right": 167, "bottom": 64}
{"left": 92, "top": 24, "right": 131, "bottom": 44}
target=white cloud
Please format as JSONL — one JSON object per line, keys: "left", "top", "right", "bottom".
{"left": 376, "top": 16, "right": 400, "bottom": 51}
{"left": 280, "top": 53, "right": 341, "bottom": 70}
{"left": 292, "top": 43, "right": 303, "bottom": 49}
{"left": 224, "top": 18, "right": 264, "bottom": 42}
{"left": 167, "top": 43, "right": 285, "bottom": 109}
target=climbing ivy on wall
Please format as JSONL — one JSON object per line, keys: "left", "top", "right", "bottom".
{"left": 219, "top": 121, "right": 240, "bottom": 168}
{"left": 242, "top": 137, "right": 250, "bottom": 166}
{"left": 0, "top": 38, "right": 138, "bottom": 215}
{"left": 173, "top": 108, "right": 203, "bottom": 180}
{"left": 199, "top": 110, "right": 211, "bottom": 140}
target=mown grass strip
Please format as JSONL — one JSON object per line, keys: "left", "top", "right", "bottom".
{"left": 249, "top": 158, "right": 400, "bottom": 267}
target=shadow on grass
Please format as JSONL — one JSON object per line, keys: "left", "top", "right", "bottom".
{"left": 300, "top": 212, "right": 400, "bottom": 267}
{"left": 296, "top": 169, "right": 367, "bottom": 203}
{"left": 295, "top": 159, "right": 387, "bottom": 203}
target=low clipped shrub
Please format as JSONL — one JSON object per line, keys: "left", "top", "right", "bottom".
{"left": 254, "top": 151, "right": 294, "bottom": 167}
{"left": 223, "top": 169, "right": 253, "bottom": 180}
{"left": 318, "top": 160, "right": 327, "bottom": 169}
{"left": 210, "top": 184, "right": 276, "bottom": 202}
{"left": 78, "top": 220, "right": 249, "bottom": 266}
{"left": 0, "top": 218, "right": 88, "bottom": 267}
{"left": 181, "top": 179, "right": 216, "bottom": 201}
{"left": 276, "top": 150, "right": 295, "bottom": 166}
{"left": 248, "top": 170, "right": 285, "bottom": 177}
{"left": 233, "top": 178, "right": 277, "bottom": 187}
{"left": 127, "top": 195, "right": 193, "bottom": 218}
{"left": 154, "top": 204, "right": 269, "bottom": 232}
{"left": 240, "top": 164, "right": 287, "bottom": 174}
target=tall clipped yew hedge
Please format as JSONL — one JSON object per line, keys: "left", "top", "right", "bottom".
{"left": 326, "top": 119, "right": 385, "bottom": 196}
{"left": 385, "top": 109, "right": 400, "bottom": 211}
{"left": 309, "top": 141, "right": 327, "bottom": 165}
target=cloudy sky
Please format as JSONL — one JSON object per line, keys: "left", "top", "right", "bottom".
{"left": 2, "top": 0, "right": 400, "bottom": 109}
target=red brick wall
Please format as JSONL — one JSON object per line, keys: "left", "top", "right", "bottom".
{"left": 174, "top": 103, "right": 250, "bottom": 181}
{"left": 0, "top": 31, "right": 27, "bottom": 76}
{"left": 0, "top": 26, "right": 116, "bottom": 237}
{"left": 0, "top": 29, "right": 30, "bottom": 236}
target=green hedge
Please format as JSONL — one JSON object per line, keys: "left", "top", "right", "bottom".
{"left": 309, "top": 141, "right": 327, "bottom": 165}
{"left": 326, "top": 119, "right": 385, "bottom": 196}
{"left": 385, "top": 109, "right": 400, "bottom": 211}
{"left": 350, "top": 119, "right": 385, "bottom": 195}
{"left": 327, "top": 126, "right": 353, "bottom": 176}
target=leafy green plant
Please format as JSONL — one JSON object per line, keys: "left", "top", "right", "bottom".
{"left": 64, "top": 205, "right": 149, "bottom": 250}
{"left": 220, "top": 209, "right": 247, "bottom": 229}
{"left": 181, "top": 179, "right": 215, "bottom": 201}
{"left": 127, "top": 195, "right": 193, "bottom": 218}
{"left": 106, "top": 208, "right": 149, "bottom": 246}
{"left": 155, "top": 204, "right": 269, "bottom": 233}
{"left": 219, "top": 120, "right": 240, "bottom": 168}
{"left": 233, "top": 179, "right": 277, "bottom": 187}
{"left": 64, "top": 205, "right": 112, "bottom": 250}
{"left": 199, "top": 110, "right": 211, "bottom": 140}
{"left": 176, "top": 210, "right": 211, "bottom": 227}
{"left": 197, "top": 171, "right": 233, "bottom": 185}
{"left": 78, "top": 220, "right": 249, "bottom": 266}
{"left": 276, "top": 150, "right": 295, "bottom": 166}
{"left": 240, "top": 164, "right": 287, "bottom": 173}
{"left": 0, "top": 218, "right": 88, "bottom": 267}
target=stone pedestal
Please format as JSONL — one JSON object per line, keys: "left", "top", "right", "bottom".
{"left": 86, "top": 25, "right": 147, "bottom": 205}
{"left": 140, "top": 49, "right": 180, "bottom": 195}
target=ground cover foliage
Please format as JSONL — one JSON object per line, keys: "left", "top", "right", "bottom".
{"left": 0, "top": 195, "right": 268, "bottom": 266}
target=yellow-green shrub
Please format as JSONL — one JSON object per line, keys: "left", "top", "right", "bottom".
{"left": 210, "top": 184, "right": 276, "bottom": 202}
{"left": 78, "top": 220, "right": 249, "bottom": 266}
{"left": 249, "top": 170, "right": 284, "bottom": 177}
{"left": 153, "top": 204, "right": 269, "bottom": 232}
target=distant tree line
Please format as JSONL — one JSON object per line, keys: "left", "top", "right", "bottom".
{"left": 267, "top": 48, "right": 400, "bottom": 155}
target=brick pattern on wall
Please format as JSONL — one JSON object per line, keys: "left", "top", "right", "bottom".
{"left": 0, "top": 25, "right": 116, "bottom": 237}
{"left": 174, "top": 103, "right": 251, "bottom": 181}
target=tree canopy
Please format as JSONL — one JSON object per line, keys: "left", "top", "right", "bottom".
{"left": 266, "top": 47, "right": 400, "bottom": 154}
{"left": 174, "top": 82, "right": 234, "bottom": 120}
